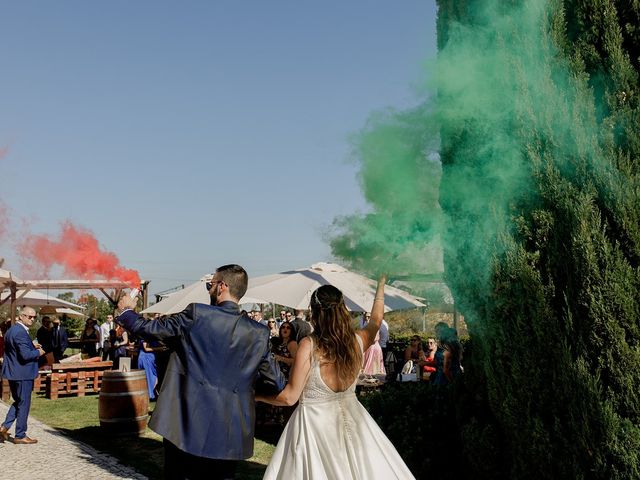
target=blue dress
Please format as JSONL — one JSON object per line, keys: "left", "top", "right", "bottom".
{"left": 432, "top": 346, "right": 461, "bottom": 385}
{"left": 137, "top": 340, "right": 158, "bottom": 399}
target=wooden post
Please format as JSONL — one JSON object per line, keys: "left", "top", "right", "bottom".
{"left": 48, "top": 373, "right": 59, "bottom": 400}
{"left": 141, "top": 281, "right": 150, "bottom": 310}
{"left": 77, "top": 371, "right": 86, "bottom": 397}
{"left": 10, "top": 283, "right": 17, "bottom": 325}
{"left": 1, "top": 378, "right": 11, "bottom": 402}
{"left": 65, "top": 372, "right": 72, "bottom": 394}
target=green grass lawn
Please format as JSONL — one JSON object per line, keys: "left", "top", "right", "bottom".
{"left": 29, "top": 394, "right": 277, "bottom": 480}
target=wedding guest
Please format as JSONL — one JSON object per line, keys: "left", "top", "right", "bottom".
{"left": 267, "top": 319, "right": 279, "bottom": 338}
{"left": 138, "top": 339, "right": 160, "bottom": 400}
{"left": 359, "top": 312, "right": 371, "bottom": 329}
{"left": 100, "top": 314, "right": 115, "bottom": 358}
{"left": 290, "top": 309, "right": 312, "bottom": 343}
{"left": 0, "top": 307, "right": 46, "bottom": 444}
{"left": 361, "top": 313, "right": 385, "bottom": 376}
{"left": 417, "top": 337, "right": 438, "bottom": 378}
{"left": 80, "top": 318, "right": 101, "bottom": 358}
{"left": 112, "top": 325, "right": 129, "bottom": 369}
{"left": 272, "top": 323, "right": 298, "bottom": 379}
{"left": 253, "top": 311, "right": 265, "bottom": 325}
{"left": 432, "top": 327, "right": 462, "bottom": 385}
{"left": 0, "top": 320, "right": 11, "bottom": 363}
{"left": 379, "top": 317, "right": 389, "bottom": 358}
{"left": 36, "top": 317, "right": 53, "bottom": 355}
{"left": 50, "top": 318, "right": 68, "bottom": 362}
{"left": 277, "top": 310, "right": 287, "bottom": 328}
{"left": 404, "top": 335, "right": 426, "bottom": 363}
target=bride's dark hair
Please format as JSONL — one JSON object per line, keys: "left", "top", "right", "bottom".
{"left": 309, "top": 285, "right": 361, "bottom": 390}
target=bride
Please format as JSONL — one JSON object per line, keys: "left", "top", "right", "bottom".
{"left": 257, "top": 275, "right": 415, "bottom": 479}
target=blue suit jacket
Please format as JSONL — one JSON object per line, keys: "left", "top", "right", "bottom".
{"left": 51, "top": 325, "right": 69, "bottom": 352}
{"left": 2, "top": 323, "right": 39, "bottom": 381}
{"left": 117, "top": 301, "right": 286, "bottom": 460}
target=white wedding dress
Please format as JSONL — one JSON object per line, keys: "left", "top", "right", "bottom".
{"left": 263, "top": 336, "right": 415, "bottom": 480}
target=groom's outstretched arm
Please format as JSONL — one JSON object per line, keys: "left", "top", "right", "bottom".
{"left": 116, "top": 304, "right": 195, "bottom": 342}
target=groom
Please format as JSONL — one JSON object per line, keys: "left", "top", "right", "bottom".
{"left": 117, "top": 264, "right": 286, "bottom": 479}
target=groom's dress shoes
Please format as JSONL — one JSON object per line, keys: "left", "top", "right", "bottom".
{"left": 13, "top": 436, "right": 37, "bottom": 445}
{"left": 0, "top": 426, "right": 9, "bottom": 442}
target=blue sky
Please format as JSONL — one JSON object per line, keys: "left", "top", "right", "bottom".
{"left": 0, "top": 1, "right": 437, "bottom": 295}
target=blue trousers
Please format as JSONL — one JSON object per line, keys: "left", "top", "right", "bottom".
{"left": 2, "top": 380, "right": 34, "bottom": 439}
{"left": 138, "top": 351, "right": 158, "bottom": 399}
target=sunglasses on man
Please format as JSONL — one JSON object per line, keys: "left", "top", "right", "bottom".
{"left": 205, "top": 279, "right": 227, "bottom": 291}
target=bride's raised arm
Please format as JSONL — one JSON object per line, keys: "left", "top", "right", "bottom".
{"left": 358, "top": 274, "right": 387, "bottom": 352}
{"left": 256, "top": 336, "right": 313, "bottom": 406}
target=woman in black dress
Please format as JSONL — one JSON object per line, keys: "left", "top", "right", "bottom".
{"left": 80, "top": 318, "right": 101, "bottom": 358}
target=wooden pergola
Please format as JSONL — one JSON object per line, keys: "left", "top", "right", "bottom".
{"left": 0, "top": 276, "right": 149, "bottom": 324}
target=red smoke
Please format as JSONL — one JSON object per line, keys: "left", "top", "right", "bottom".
{"left": 19, "top": 221, "right": 140, "bottom": 286}
{"left": 0, "top": 201, "right": 8, "bottom": 241}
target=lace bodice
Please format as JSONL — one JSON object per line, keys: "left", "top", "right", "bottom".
{"left": 299, "top": 335, "right": 363, "bottom": 405}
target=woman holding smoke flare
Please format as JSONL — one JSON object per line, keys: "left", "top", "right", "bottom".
{"left": 258, "top": 274, "right": 415, "bottom": 479}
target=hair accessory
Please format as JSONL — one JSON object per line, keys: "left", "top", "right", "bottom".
{"left": 312, "top": 289, "right": 322, "bottom": 308}
{"left": 312, "top": 287, "right": 344, "bottom": 309}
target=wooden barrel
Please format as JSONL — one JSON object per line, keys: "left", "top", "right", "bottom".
{"left": 98, "top": 370, "right": 149, "bottom": 435}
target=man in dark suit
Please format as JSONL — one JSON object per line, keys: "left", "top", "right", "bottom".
{"left": 0, "top": 307, "right": 45, "bottom": 444}
{"left": 50, "top": 317, "right": 68, "bottom": 362}
{"left": 117, "top": 264, "right": 286, "bottom": 480}
{"left": 290, "top": 309, "right": 313, "bottom": 343}
{"left": 35, "top": 316, "right": 53, "bottom": 353}
{"left": 36, "top": 316, "right": 54, "bottom": 367}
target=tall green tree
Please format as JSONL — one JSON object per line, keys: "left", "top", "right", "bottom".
{"left": 436, "top": 0, "right": 640, "bottom": 478}
{"left": 330, "top": 1, "right": 640, "bottom": 476}
{"left": 77, "top": 293, "right": 115, "bottom": 322}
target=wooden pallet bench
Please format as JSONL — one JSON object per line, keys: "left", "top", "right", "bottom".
{"left": 46, "top": 361, "right": 113, "bottom": 399}
{"left": 0, "top": 377, "right": 9, "bottom": 402}
{"left": 1, "top": 372, "right": 49, "bottom": 400}
{"left": 34, "top": 370, "right": 51, "bottom": 395}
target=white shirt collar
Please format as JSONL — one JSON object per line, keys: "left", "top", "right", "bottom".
{"left": 17, "top": 321, "right": 30, "bottom": 332}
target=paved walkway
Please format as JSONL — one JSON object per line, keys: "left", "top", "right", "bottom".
{"left": 0, "top": 401, "right": 148, "bottom": 480}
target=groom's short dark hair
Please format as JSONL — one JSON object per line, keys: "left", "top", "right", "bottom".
{"left": 216, "top": 264, "right": 248, "bottom": 300}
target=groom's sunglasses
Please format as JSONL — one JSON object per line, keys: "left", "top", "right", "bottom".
{"left": 205, "top": 280, "right": 226, "bottom": 291}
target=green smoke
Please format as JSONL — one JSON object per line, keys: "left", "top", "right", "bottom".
{"left": 331, "top": 0, "right": 636, "bottom": 296}
{"left": 332, "top": 0, "right": 640, "bottom": 477}
{"left": 329, "top": 104, "right": 443, "bottom": 277}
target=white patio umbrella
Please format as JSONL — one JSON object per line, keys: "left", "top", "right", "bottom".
{"left": 244, "top": 262, "right": 426, "bottom": 312}
{"left": 0, "top": 268, "right": 20, "bottom": 288}
{"left": 53, "top": 307, "right": 87, "bottom": 318}
{"left": 0, "top": 268, "right": 13, "bottom": 286}
{"left": 141, "top": 275, "right": 268, "bottom": 315}
{"left": 0, "top": 290, "right": 85, "bottom": 309}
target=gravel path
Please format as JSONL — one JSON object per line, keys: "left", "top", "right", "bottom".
{"left": 0, "top": 400, "right": 148, "bottom": 479}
